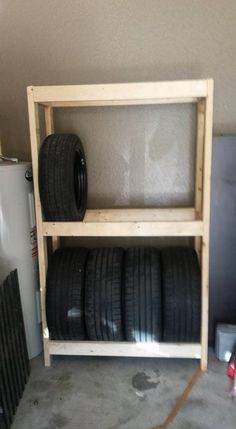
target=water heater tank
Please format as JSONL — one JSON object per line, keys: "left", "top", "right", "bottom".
{"left": 0, "top": 161, "right": 42, "bottom": 358}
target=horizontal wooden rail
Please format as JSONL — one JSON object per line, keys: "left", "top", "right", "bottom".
{"left": 38, "top": 98, "right": 199, "bottom": 108}
{"left": 49, "top": 341, "right": 201, "bottom": 359}
{"left": 83, "top": 208, "right": 197, "bottom": 222}
{"left": 42, "top": 220, "right": 203, "bottom": 237}
{"left": 42, "top": 208, "right": 202, "bottom": 237}
{"left": 28, "top": 80, "right": 209, "bottom": 107}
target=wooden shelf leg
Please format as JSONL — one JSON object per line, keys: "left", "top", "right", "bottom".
{"left": 194, "top": 99, "right": 205, "bottom": 264}
{"left": 200, "top": 80, "right": 214, "bottom": 371}
{"left": 44, "top": 106, "right": 61, "bottom": 254}
{"left": 40, "top": 235, "right": 51, "bottom": 367}
{"left": 44, "top": 339, "right": 51, "bottom": 367}
{"left": 52, "top": 236, "right": 61, "bottom": 252}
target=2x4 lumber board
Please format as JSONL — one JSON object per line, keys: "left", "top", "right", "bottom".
{"left": 42, "top": 220, "right": 204, "bottom": 237}
{"left": 44, "top": 106, "right": 60, "bottom": 252}
{"left": 194, "top": 99, "right": 205, "bottom": 262}
{"left": 84, "top": 208, "right": 196, "bottom": 222}
{"left": 44, "top": 106, "right": 54, "bottom": 134}
{"left": 40, "top": 98, "right": 198, "bottom": 108}
{"left": 200, "top": 79, "right": 214, "bottom": 371}
{"left": 28, "top": 91, "right": 51, "bottom": 366}
{"left": 195, "top": 100, "right": 205, "bottom": 217}
{"left": 29, "top": 80, "right": 208, "bottom": 105}
{"left": 49, "top": 341, "right": 201, "bottom": 359}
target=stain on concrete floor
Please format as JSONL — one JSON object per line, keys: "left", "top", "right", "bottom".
{"left": 132, "top": 370, "right": 160, "bottom": 391}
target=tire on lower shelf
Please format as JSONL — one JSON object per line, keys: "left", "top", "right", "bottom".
{"left": 161, "top": 247, "right": 201, "bottom": 342}
{"left": 46, "top": 247, "right": 87, "bottom": 340}
{"left": 85, "top": 248, "right": 124, "bottom": 341}
{"left": 124, "top": 248, "right": 162, "bottom": 342}
{"left": 39, "top": 134, "right": 87, "bottom": 221}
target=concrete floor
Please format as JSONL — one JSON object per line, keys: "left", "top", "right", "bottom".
{"left": 12, "top": 355, "right": 236, "bottom": 429}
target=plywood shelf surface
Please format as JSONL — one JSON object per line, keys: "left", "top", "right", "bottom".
{"left": 27, "top": 79, "right": 214, "bottom": 370}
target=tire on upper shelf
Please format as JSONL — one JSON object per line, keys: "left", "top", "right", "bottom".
{"left": 39, "top": 134, "right": 87, "bottom": 221}
{"left": 46, "top": 247, "right": 87, "bottom": 340}
{"left": 161, "top": 247, "right": 201, "bottom": 342}
{"left": 85, "top": 248, "right": 124, "bottom": 341}
{"left": 124, "top": 248, "right": 162, "bottom": 342}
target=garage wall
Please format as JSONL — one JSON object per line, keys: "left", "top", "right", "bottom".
{"left": 1, "top": 0, "right": 236, "bottom": 210}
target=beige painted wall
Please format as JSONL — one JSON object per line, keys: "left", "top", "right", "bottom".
{"left": 1, "top": 1, "right": 236, "bottom": 213}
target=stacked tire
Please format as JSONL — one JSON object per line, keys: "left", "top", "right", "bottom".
{"left": 124, "top": 248, "right": 162, "bottom": 342}
{"left": 46, "top": 248, "right": 87, "bottom": 340}
{"left": 39, "top": 134, "right": 87, "bottom": 221}
{"left": 161, "top": 248, "right": 201, "bottom": 342}
{"left": 85, "top": 248, "right": 124, "bottom": 341}
{"left": 45, "top": 247, "right": 201, "bottom": 343}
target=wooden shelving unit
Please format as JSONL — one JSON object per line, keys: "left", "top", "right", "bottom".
{"left": 27, "top": 80, "right": 214, "bottom": 370}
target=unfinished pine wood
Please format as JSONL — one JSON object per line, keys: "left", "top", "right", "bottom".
{"left": 27, "top": 88, "right": 50, "bottom": 366}
{"left": 40, "top": 97, "right": 199, "bottom": 108}
{"left": 42, "top": 220, "right": 204, "bottom": 237}
{"left": 49, "top": 341, "right": 201, "bottom": 359}
{"left": 29, "top": 80, "right": 208, "bottom": 106}
{"left": 194, "top": 99, "right": 205, "bottom": 262}
{"left": 44, "top": 105, "right": 60, "bottom": 253}
{"left": 200, "top": 79, "right": 214, "bottom": 371}
{"left": 42, "top": 208, "right": 201, "bottom": 237}
{"left": 84, "top": 208, "right": 196, "bottom": 222}
{"left": 44, "top": 106, "right": 54, "bottom": 135}
{"left": 27, "top": 79, "right": 214, "bottom": 369}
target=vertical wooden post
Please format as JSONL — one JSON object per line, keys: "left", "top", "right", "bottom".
{"left": 28, "top": 88, "right": 51, "bottom": 366}
{"left": 44, "top": 106, "right": 61, "bottom": 253}
{"left": 194, "top": 99, "right": 205, "bottom": 263}
{"left": 200, "top": 79, "right": 214, "bottom": 371}
{"left": 44, "top": 106, "right": 54, "bottom": 135}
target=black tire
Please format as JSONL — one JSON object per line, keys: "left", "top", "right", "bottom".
{"left": 39, "top": 134, "right": 87, "bottom": 221}
{"left": 46, "top": 248, "right": 87, "bottom": 340}
{"left": 124, "top": 248, "right": 162, "bottom": 342}
{"left": 85, "top": 248, "right": 124, "bottom": 341}
{"left": 161, "top": 247, "right": 201, "bottom": 342}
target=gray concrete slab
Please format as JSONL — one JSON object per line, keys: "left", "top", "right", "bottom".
{"left": 12, "top": 355, "right": 236, "bottom": 429}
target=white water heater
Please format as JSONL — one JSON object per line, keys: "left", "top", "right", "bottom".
{"left": 0, "top": 161, "right": 42, "bottom": 358}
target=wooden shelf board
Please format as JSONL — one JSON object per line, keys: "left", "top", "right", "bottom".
{"left": 49, "top": 341, "right": 201, "bottom": 359}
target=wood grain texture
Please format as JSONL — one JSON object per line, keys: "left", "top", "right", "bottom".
{"left": 29, "top": 80, "right": 208, "bottom": 105}
{"left": 49, "top": 341, "right": 201, "bottom": 358}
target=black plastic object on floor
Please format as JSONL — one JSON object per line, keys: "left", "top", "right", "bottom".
{"left": 0, "top": 270, "right": 30, "bottom": 429}
{"left": 161, "top": 247, "right": 201, "bottom": 342}
{"left": 39, "top": 134, "right": 87, "bottom": 221}
{"left": 124, "top": 247, "right": 162, "bottom": 342}
{"left": 46, "top": 248, "right": 88, "bottom": 340}
{"left": 85, "top": 248, "right": 124, "bottom": 341}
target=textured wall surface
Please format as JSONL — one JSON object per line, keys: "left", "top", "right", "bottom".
{"left": 1, "top": 0, "right": 236, "bottom": 210}
{"left": 209, "top": 136, "right": 236, "bottom": 342}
